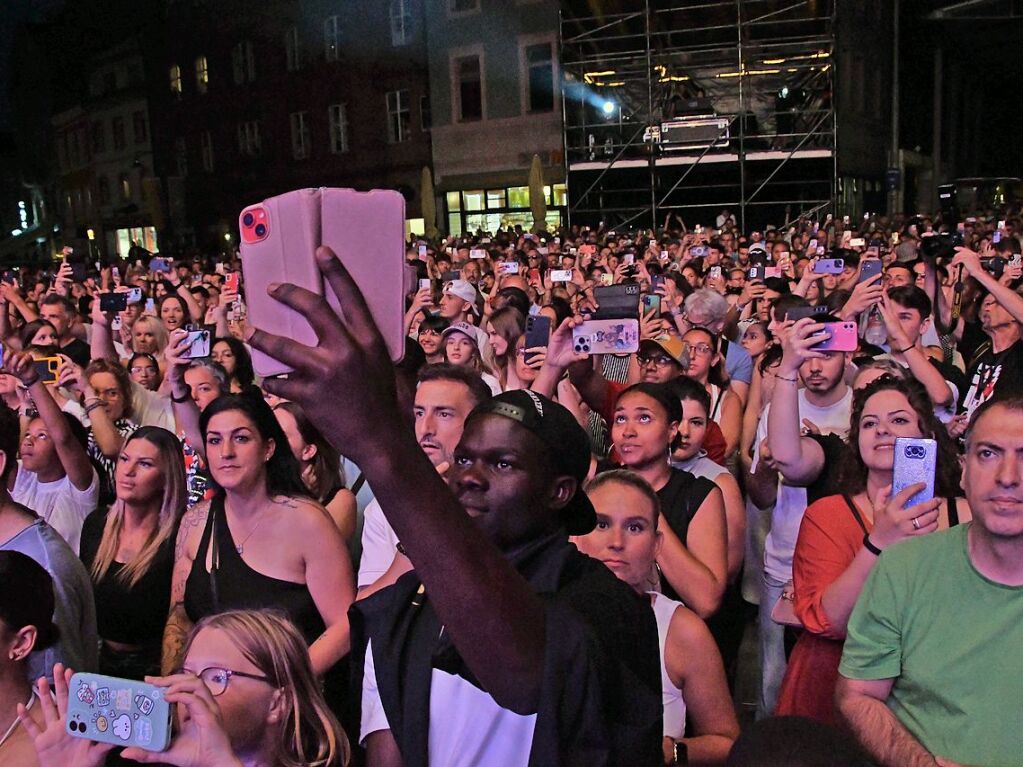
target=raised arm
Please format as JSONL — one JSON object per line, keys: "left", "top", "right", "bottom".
{"left": 952, "top": 247, "right": 1023, "bottom": 326}
{"left": 249, "top": 247, "right": 550, "bottom": 714}
{"left": 57, "top": 358, "right": 125, "bottom": 459}
{"left": 89, "top": 292, "right": 121, "bottom": 363}
{"left": 7, "top": 351, "right": 94, "bottom": 491}
{"left": 164, "top": 330, "right": 205, "bottom": 462}
{"left": 766, "top": 319, "right": 827, "bottom": 485}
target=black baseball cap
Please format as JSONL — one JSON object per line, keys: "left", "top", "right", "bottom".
{"left": 467, "top": 390, "right": 596, "bottom": 535}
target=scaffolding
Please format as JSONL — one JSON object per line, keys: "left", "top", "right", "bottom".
{"left": 560, "top": 0, "right": 838, "bottom": 231}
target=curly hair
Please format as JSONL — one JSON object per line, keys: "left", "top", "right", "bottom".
{"left": 837, "top": 375, "right": 962, "bottom": 498}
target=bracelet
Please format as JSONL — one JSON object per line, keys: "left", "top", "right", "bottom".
{"left": 396, "top": 541, "right": 408, "bottom": 557}
{"left": 892, "top": 344, "right": 914, "bottom": 354}
{"left": 862, "top": 534, "right": 883, "bottom": 557}
{"left": 171, "top": 388, "right": 192, "bottom": 403}
{"left": 84, "top": 402, "right": 104, "bottom": 415}
{"left": 774, "top": 372, "right": 798, "bottom": 382}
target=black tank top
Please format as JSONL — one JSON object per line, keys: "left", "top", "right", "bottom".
{"left": 184, "top": 496, "right": 325, "bottom": 645}
{"left": 655, "top": 468, "right": 717, "bottom": 602}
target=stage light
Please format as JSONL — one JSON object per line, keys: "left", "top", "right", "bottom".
{"left": 602, "top": 100, "right": 616, "bottom": 115}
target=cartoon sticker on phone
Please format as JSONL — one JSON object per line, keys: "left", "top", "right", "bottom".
{"left": 65, "top": 672, "right": 171, "bottom": 752}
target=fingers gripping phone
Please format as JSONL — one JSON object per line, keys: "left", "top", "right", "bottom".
{"left": 182, "top": 329, "right": 211, "bottom": 359}
{"left": 812, "top": 258, "right": 844, "bottom": 275}
{"left": 239, "top": 188, "right": 407, "bottom": 377}
{"left": 892, "top": 437, "right": 937, "bottom": 509}
{"left": 858, "top": 259, "right": 883, "bottom": 283}
{"left": 65, "top": 672, "right": 172, "bottom": 752}
{"left": 524, "top": 315, "right": 551, "bottom": 365}
{"left": 812, "top": 321, "right": 858, "bottom": 352}
{"left": 34, "top": 357, "right": 61, "bottom": 385}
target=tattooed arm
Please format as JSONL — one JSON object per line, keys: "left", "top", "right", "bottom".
{"left": 161, "top": 500, "right": 209, "bottom": 673}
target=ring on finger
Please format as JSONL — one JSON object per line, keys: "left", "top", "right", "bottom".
{"left": 912, "top": 516, "right": 921, "bottom": 530}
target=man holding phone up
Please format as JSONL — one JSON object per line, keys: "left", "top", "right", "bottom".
{"left": 837, "top": 397, "right": 1023, "bottom": 767}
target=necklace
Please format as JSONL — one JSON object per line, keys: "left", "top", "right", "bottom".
{"left": 0, "top": 690, "right": 35, "bottom": 751}
{"left": 230, "top": 505, "right": 270, "bottom": 555}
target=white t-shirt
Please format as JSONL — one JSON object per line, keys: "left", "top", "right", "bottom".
{"left": 361, "top": 640, "right": 536, "bottom": 766}
{"left": 754, "top": 387, "right": 853, "bottom": 583}
{"left": 130, "top": 381, "right": 175, "bottom": 430}
{"left": 12, "top": 465, "right": 100, "bottom": 555}
{"left": 357, "top": 499, "right": 399, "bottom": 589}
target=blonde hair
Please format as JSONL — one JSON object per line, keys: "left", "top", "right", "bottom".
{"left": 185, "top": 610, "right": 350, "bottom": 767}
{"left": 132, "top": 315, "right": 169, "bottom": 356}
{"left": 90, "top": 427, "right": 187, "bottom": 588}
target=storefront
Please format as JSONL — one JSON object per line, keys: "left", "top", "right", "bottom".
{"left": 445, "top": 183, "right": 567, "bottom": 235}
{"left": 112, "top": 225, "right": 158, "bottom": 258}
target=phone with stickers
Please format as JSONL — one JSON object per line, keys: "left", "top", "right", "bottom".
{"left": 572, "top": 319, "right": 640, "bottom": 355}
{"left": 239, "top": 188, "right": 407, "bottom": 377}
{"left": 65, "top": 672, "right": 171, "bottom": 752}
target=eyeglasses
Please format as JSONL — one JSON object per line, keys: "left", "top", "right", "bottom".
{"left": 688, "top": 343, "right": 714, "bottom": 356}
{"left": 184, "top": 666, "right": 271, "bottom": 697}
{"left": 637, "top": 354, "right": 676, "bottom": 367}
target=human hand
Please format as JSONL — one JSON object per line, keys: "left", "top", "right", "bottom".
{"left": 867, "top": 484, "right": 941, "bottom": 550}
{"left": 523, "top": 346, "right": 547, "bottom": 371}
{"left": 245, "top": 247, "right": 406, "bottom": 466}
{"left": 843, "top": 272, "right": 884, "bottom": 319}
{"left": 739, "top": 280, "right": 766, "bottom": 307}
{"left": 54, "top": 263, "right": 73, "bottom": 296}
{"left": 950, "top": 247, "right": 983, "bottom": 277}
{"left": 121, "top": 674, "right": 240, "bottom": 766}
{"left": 163, "top": 329, "right": 193, "bottom": 384}
{"left": 543, "top": 316, "right": 590, "bottom": 371}
{"left": 3, "top": 350, "right": 41, "bottom": 387}
{"left": 947, "top": 412, "right": 969, "bottom": 439}
{"left": 56, "top": 355, "right": 84, "bottom": 395}
{"left": 778, "top": 317, "right": 826, "bottom": 377}
{"left": 877, "top": 291, "right": 912, "bottom": 350}
{"left": 409, "top": 286, "right": 434, "bottom": 313}
{"left": 640, "top": 305, "right": 669, "bottom": 341}
{"left": 18, "top": 665, "right": 114, "bottom": 767}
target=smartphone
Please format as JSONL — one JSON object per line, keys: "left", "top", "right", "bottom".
{"left": 71, "top": 263, "right": 87, "bottom": 282}
{"left": 813, "top": 258, "right": 845, "bottom": 275}
{"left": 524, "top": 315, "right": 551, "bottom": 365}
{"left": 469, "top": 249, "right": 487, "bottom": 259}
{"left": 33, "top": 357, "right": 61, "bottom": 385}
{"left": 651, "top": 274, "right": 666, "bottom": 292}
{"left": 709, "top": 266, "right": 722, "bottom": 280}
{"left": 1, "top": 270, "right": 17, "bottom": 284}
{"left": 418, "top": 244, "right": 427, "bottom": 257}
{"left": 111, "top": 266, "right": 120, "bottom": 280}
{"left": 65, "top": 672, "right": 171, "bottom": 752}
{"left": 599, "top": 272, "right": 613, "bottom": 286}
{"left": 498, "top": 262, "right": 521, "bottom": 276}
{"left": 181, "top": 329, "right": 211, "bottom": 359}
{"left": 690, "top": 246, "right": 707, "bottom": 257}
{"left": 126, "top": 287, "right": 144, "bottom": 304}
{"left": 892, "top": 437, "right": 937, "bottom": 509}
{"left": 224, "top": 272, "right": 240, "bottom": 293}
{"left": 99, "top": 292, "right": 128, "bottom": 312}
{"left": 858, "top": 259, "right": 883, "bottom": 283}
{"left": 144, "top": 298, "right": 156, "bottom": 314}
{"left": 748, "top": 265, "right": 766, "bottom": 281}
{"left": 787, "top": 305, "right": 830, "bottom": 321}
{"left": 527, "top": 267, "right": 541, "bottom": 283}
{"left": 993, "top": 231, "right": 1002, "bottom": 244}
{"left": 764, "top": 266, "right": 782, "bottom": 279}
{"left": 849, "top": 237, "right": 866, "bottom": 249}
{"left": 441, "top": 270, "right": 461, "bottom": 282}
{"left": 1011, "top": 254, "right": 1022, "bottom": 269}
{"left": 240, "top": 188, "right": 407, "bottom": 377}
{"left": 572, "top": 319, "right": 640, "bottom": 355}
{"left": 812, "top": 321, "right": 858, "bottom": 352}
{"left": 808, "top": 239, "right": 818, "bottom": 252}
{"left": 642, "top": 293, "right": 661, "bottom": 317}
{"left": 623, "top": 253, "right": 635, "bottom": 265}
{"left": 111, "top": 315, "right": 122, "bottom": 331}
{"left": 215, "top": 262, "right": 226, "bottom": 275}
{"left": 550, "top": 269, "right": 573, "bottom": 282}
{"left": 418, "top": 278, "right": 431, "bottom": 291}
{"left": 149, "top": 257, "right": 171, "bottom": 273}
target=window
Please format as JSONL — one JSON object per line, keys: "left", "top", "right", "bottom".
{"left": 420, "top": 95, "right": 431, "bottom": 131}
{"left": 290, "top": 111, "right": 310, "bottom": 159}
{"left": 120, "top": 173, "right": 131, "bottom": 202}
{"left": 91, "top": 121, "right": 105, "bottom": 153}
{"left": 201, "top": 131, "right": 215, "bottom": 172}
{"left": 195, "top": 55, "right": 209, "bottom": 94}
{"left": 232, "top": 41, "right": 255, "bottom": 84}
{"left": 237, "top": 121, "right": 261, "bottom": 157}
{"left": 386, "top": 90, "right": 410, "bottom": 143}
{"left": 169, "top": 65, "right": 182, "bottom": 96}
{"left": 448, "top": 0, "right": 480, "bottom": 15}
{"left": 285, "top": 26, "right": 301, "bottom": 71}
{"left": 324, "top": 16, "right": 340, "bottom": 62}
{"left": 524, "top": 42, "right": 554, "bottom": 112}
{"left": 97, "top": 175, "right": 110, "bottom": 206}
{"left": 390, "top": 0, "right": 412, "bottom": 46}
{"left": 112, "top": 116, "right": 126, "bottom": 150}
{"left": 454, "top": 54, "right": 483, "bottom": 122}
{"left": 133, "top": 111, "right": 148, "bottom": 144}
{"left": 175, "top": 137, "right": 188, "bottom": 176}
{"left": 328, "top": 103, "right": 349, "bottom": 154}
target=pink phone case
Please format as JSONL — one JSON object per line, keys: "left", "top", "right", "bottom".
{"left": 813, "top": 321, "right": 858, "bottom": 352}
{"left": 319, "top": 188, "right": 407, "bottom": 364}
{"left": 239, "top": 189, "right": 322, "bottom": 377}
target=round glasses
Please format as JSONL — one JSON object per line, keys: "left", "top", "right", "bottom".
{"left": 186, "top": 666, "right": 271, "bottom": 696}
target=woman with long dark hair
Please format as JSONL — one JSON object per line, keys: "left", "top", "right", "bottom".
{"left": 211, "top": 337, "right": 255, "bottom": 394}
{"left": 775, "top": 376, "right": 969, "bottom": 723}
{"left": 163, "top": 394, "right": 355, "bottom": 681}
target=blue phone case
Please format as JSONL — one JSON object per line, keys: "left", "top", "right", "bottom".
{"left": 892, "top": 437, "right": 937, "bottom": 509}
{"left": 65, "top": 672, "right": 172, "bottom": 752}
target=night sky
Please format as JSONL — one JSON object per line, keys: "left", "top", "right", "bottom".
{"left": 0, "top": 0, "right": 65, "bottom": 131}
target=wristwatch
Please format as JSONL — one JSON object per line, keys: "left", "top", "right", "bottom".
{"left": 673, "top": 739, "right": 688, "bottom": 765}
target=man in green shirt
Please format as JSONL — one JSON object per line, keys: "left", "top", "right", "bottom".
{"left": 837, "top": 397, "right": 1023, "bottom": 767}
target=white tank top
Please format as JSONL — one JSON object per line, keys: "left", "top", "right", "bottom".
{"left": 650, "top": 592, "right": 687, "bottom": 738}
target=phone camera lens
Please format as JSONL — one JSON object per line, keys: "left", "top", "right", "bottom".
{"left": 254, "top": 223, "right": 267, "bottom": 237}
{"left": 242, "top": 212, "right": 255, "bottom": 227}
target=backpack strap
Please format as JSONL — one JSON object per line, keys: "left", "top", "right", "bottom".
{"left": 842, "top": 493, "right": 870, "bottom": 536}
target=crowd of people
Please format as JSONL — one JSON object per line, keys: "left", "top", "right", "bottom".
{"left": 1, "top": 205, "right": 1022, "bottom": 767}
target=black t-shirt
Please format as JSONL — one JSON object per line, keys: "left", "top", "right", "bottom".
{"left": 806, "top": 433, "right": 847, "bottom": 504}
{"left": 79, "top": 507, "right": 176, "bottom": 646}
{"left": 961, "top": 336, "right": 1023, "bottom": 416}
{"left": 61, "top": 338, "right": 91, "bottom": 368}
{"left": 655, "top": 468, "right": 716, "bottom": 602}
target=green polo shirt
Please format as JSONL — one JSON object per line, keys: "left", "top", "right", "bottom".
{"left": 840, "top": 524, "right": 1023, "bottom": 767}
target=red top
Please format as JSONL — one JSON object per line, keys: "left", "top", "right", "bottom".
{"left": 775, "top": 494, "right": 870, "bottom": 724}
